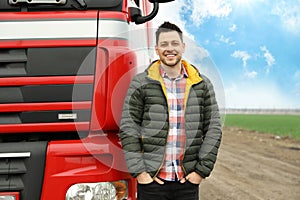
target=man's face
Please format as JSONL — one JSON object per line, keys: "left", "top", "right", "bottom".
{"left": 155, "top": 31, "right": 185, "bottom": 68}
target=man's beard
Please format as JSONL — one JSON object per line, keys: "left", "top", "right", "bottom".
{"left": 161, "top": 55, "right": 182, "bottom": 67}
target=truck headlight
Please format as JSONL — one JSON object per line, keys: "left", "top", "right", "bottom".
{"left": 66, "top": 181, "right": 128, "bottom": 200}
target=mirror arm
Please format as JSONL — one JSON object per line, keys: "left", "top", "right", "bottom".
{"left": 129, "top": 2, "right": 159, "bottom": 24}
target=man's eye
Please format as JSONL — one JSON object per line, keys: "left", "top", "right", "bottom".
{"left": 172, "top": 42, "right": 180, "bottom": 46}
{"left": 160, "top": 43, "right": 168, "bottom": 47}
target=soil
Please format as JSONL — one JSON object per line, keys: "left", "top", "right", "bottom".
{"left": 199, "top": 126, "right": 300, "bottom": 200}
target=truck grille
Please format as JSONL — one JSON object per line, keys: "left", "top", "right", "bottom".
{"left": 0, "top": 141, "right": 47, "bottom": 199}
{"left": 0, "top": 47, "right": 96, "bottom": 141}
{"left": 0, "top": 47, "right": 95, "bottom": 77}
{"left": 0, "top": 49, "right": 27, "bottom": 77}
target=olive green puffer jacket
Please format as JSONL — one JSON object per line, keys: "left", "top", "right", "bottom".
{"left": 120, "top": 60, "right": 222, "bottom": 179}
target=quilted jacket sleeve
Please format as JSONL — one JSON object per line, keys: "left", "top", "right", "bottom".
{"left": 119, "top": 74, "right": 146, "bottom": 178}
{"left": 195, "top": 76, "right": 222, "bottom": 178}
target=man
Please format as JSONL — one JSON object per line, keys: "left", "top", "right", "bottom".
{"left": 120, "top": 21, "right": 222, "bottom": 200}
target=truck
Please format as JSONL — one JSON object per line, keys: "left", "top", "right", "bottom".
{"left": 0, "top": 0, "right": 173, "bottom": 199}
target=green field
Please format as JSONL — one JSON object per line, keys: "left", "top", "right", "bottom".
{"left": 224, "top": 114, "right": 300, "bottom": 140}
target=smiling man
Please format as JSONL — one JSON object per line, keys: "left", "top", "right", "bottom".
{"left": 155, "top": 25, "right": 185, "bottom": 76}
{"left": 120, "top": 21, "right": 222, "bottom": 200}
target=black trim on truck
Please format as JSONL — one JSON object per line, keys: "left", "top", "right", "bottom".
{"left": 0, "top": 131, "right": 88, "bottom": 142}
{"left": 0, "top": 47, "right": 96, "bottom": 77}
{"left": 0, "top": 84, "right": 93, "bottom": 103}
{"left": 0, "top": 110, "right": 91, "bottom": 124}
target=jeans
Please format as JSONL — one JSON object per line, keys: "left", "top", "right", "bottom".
{"left": 137, "top": 180, "right": 199, "bottom": 200}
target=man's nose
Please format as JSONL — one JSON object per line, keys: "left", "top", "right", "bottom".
{"left": 165, "top": 44, "right": 175, "bottom": 50}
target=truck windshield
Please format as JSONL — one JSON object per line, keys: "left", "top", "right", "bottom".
{"left": 1, "top": 0, "right": 123, "bottom": 11}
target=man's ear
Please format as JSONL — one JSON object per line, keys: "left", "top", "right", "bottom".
{"left": 155, "top": 45, "right": 159, "bottom": 55}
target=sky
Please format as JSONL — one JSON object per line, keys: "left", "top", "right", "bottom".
{"left": 151, "top": 0, "right": 300, "bottom": 109}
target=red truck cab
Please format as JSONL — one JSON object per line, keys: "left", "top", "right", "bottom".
{"left": 0, "top": 0, "right": 173, "bottom": 199}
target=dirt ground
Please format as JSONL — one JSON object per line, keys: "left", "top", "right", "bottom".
{"left": 199, "top": 126, "right": 300, "bottom": 200}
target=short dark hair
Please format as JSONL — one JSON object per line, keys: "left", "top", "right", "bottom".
{"left": 155, "top": 21, "right": 183, "bottom": 44}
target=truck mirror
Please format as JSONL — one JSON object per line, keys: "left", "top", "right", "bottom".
{"left": 129, "top": 0, "right": 174, "bottom": 24}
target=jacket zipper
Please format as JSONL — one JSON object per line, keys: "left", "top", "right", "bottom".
{"left": 144, "top": 75, "right": 168, "bottom": 177}
{"left": 181, "top": 81, "right": 194, "bottom": 177}
{"left": 152, "top": 80, "right": 170, "bottom": 179}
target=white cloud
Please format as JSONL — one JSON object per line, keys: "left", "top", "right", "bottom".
{"left": 231, "top": 50, "right": 251, "bottom": 67}
{"left": 220, "top": 35, "right": 235, "bottom": 45}
{"left": 244, "top": 70, "right": 257, "bottom": 79}
{"left": 154, "top": 0, "right": 232, "bottom": 27}
{"left": 188, "top": 0, "right": 232, "bottom": 26}
{"left": 204, "top": 39, "right": 210, "bottom": 45}
{"left": 229, "top": 24, "right": 237, "bottom": 32}
{"left": 271, "top": 0, "right": 300, "bottom": 36}
{"left": 260, "top": 46, "right": 275, "bottom": 74}
{"left": 231, "top": 47, "right": 275, "bottom": 77}
{"left": 231, "top": 50, "right": 258, "bottom": 78}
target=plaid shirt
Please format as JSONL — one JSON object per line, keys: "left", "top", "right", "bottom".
{"left": 158, "top": 65, "right": 188, "bottom": 181}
